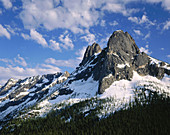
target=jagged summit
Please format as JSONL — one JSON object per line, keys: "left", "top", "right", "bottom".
{"left": 76, "top": 30, "right": 170, "bottom": 94}
{"left": 80, "top": 42, "right": 102, "bottom": 66}
{"left": 0, "top": 30, "right": 169, "bottom": 126}
{"left": 107, "top": 30, "right": 140, "bottom": 62}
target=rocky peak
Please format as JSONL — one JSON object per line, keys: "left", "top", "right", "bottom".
{"left": 73, "top": 30, "right": 170, "bottom": 94}
{"left": 63, "top": 71, "right": 70, "bottom": 78}
{"left": 1, "top": 78, "right": 17, "bottom": 90}
{"left": 107, "top": 30, "right": 140, "bottom": 63}
{"left": 80, "top": 42, "right": 102, "bottom": 66}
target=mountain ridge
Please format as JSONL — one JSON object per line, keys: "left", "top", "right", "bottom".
{"left": 0, "top": 30, "right": 169, "bottom": 128}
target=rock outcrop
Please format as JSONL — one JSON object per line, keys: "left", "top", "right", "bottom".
{"left": 73, "top": 30, "right": 170, "bottom": 94}
{"left": 80, "top": 42, "right": 102, "bottom": 66}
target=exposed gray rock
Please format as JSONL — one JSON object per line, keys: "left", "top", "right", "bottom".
{"left": 80, "top": 42, "right": 102, "bottom": 66}
{"left": 75, "top": 30, "right": 170, "bottom": 94}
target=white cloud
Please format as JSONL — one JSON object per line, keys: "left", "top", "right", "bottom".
{"left": 49, "top": 40, "right": 61, "bottom": 51}
{"left": 101, "top": 2, "right": 131, "bottom": 16}
{"left": 59, "top": 31, "right": 74, "bottom": 50}
{"left": 163, "top": 20, "right": 170, "bottom": 30}
{"left": 0, "top": 24, "right": 11, "bottom": 39}
{"left": 140, "top": 45, "right": 152, "bottom": 55}
{"left": 0, "top": 64, "right": 61, "bottom": 85}
{"left": 161, "top": 48, "right": 164, "bottom": 50}
{"left": 109, "top": 21, "right": 118, "bottom": 26}
{"left": 45, "top": 58, "right": 79, "bottom": 68}
{"left": 75, "top": 46, "right": 87, "bottom": 61}
{"left": 100, "top": 20, "right": 106, "bottom": 27}
{"left": 21, "top": 33, "right": 31, "bottom": 40}
{"left": 5, "top": 25, "right": 21, "bottom": 36}
{"left": 143, "top": 32, "right": 150, "bottom": 40}
{"left": 167, "top": 55, "right": 170, "bottom": 58}
{"left": 0, "top": 0, "right": 12, "bottom": 9}
{"left": 14, "top": 54, "right": 27, "bottom": 67}
{"left": 19, "top": 0, "right": 140, "bottom": 33}
{"left": 128, "top": 15, "right": 155, "bottom": 26}
{"left": 30, "top": 29, "right": 48, "bottom": 47}
{"left": 21, "top": 31, "right": 73, "bottom": 51}
{"left": 81, "top": 32, "right": 96, "bottom": 45}
{"left": 134, "top": 29, "right": 143, "bottom": 36}
{"left": 45, "top": 45, "right": 88, "bottom": 68}
{"left": 0, "top": 54, "right": 27, "bottom": 67}
{"left": 0, "top": 58, "right": 13, "bottom": 65}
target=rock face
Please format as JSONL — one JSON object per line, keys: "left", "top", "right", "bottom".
{"left": 0, "top": 30, "right": 169, "bottom": 124}
{"left": 80, "top": 42, "right": 102, "bottom": 66}
{"left": 0, "top": 72, "right": 70, "bottom": 121}
{"left": 73, "top": 30, "right": 170, "bottom": 94}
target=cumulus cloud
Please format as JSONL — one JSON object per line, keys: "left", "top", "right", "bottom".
{"left": 81, "top": 32, "right": 96, "bottom": 45}
{"left": 0, "top": 24, "right": 11, "bottom": 39}
{"left": 163, "top": 20, "right": 170, "bottom": 30}
{"left": 45, "top": 58, "right": 79, "bottom": 68}
{"left": 45, "top": 45, "right": 88, "bottom": 69}
{"left": 134, "top": 29, "right": 143, "bottom": 36}
{"left": 5, "top": 25, "right": 20, "bottom": 36}
{"left": 21, "top": 31, "right": 73, "bottom": 51}
{"left": 14, "top": 54, "right": 27, "bottom": 67}
{"left": 0, "top": 0, "right": 12, "bottom": 9}
{"left": 0, "top": 58, "right": 13, "bottom": 65}
{"left": 19, "top": 0, "right": 140, "bottom": 33}
{"left": 140, "top": 45, "right": 152, "bottom": 55}
{"left": 128, "top": 14, "right": 155, "bottom": 26}
{"left": 21, "top": 30, "right": 48, "bottom": 47}
{"left": 0, "top": 54, "right": 27, "bottom": 67}
{"left": 0, "top": 64, "right": 61, "bottom": 85}
{"left": 30, "top": 29, "right": 48, "bottom": 47}
{"left": 21, "top": 33, "right": 30, "bottom": 40}
{"left": 59, "top": 31, "right": 74, "bottom": 50}
{"left": 75, "top": 46, "right": 87, "bottom": 61}
{"left": 0, "top": 54, "right": 62, "bottom": 85}
{"left": 109, "top": 21, "right": 119, "bottom": 26}
{"left": 49, "top": 40, "right": 61, "bottom": 51}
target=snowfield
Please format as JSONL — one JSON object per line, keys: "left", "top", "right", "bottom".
{"left": 22, "top": 71, "right": 170, "bottom": 119}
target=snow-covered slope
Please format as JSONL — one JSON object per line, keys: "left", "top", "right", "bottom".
{"left": 0, "top": 71, "right": 70, "bottom": 121}
{"left": 0, "top": 30, "right": 169, "bottom": 128}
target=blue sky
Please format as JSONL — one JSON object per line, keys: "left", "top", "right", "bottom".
{"left": 0, "top": 0, "right": 170, "bottom": 85}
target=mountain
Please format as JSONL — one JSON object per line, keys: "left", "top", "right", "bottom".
{"left": 0, "top": 30, "right": 169, "bottom": 129}
{"left": 0, "top": 71, "right": 70, "bottom": 122}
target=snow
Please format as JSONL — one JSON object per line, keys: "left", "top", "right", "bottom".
{"left": 69, "top": 76, "right": 98, "bottom": 98}
{"left": 17, "top": 92, "right": 29, "bottom": 97}
{"left": 27, "top": 87, "right": 36, "bottom": 92}
{"left": 95, "top": 71, "right": 170, "bottom": 116}
{"left": 0, "top": 86, "right": 18, "bottom": 99}
{"left": 117, "top": 64, "right": 126, "bottom": 68}
{"left": 149, "top": 56, "right": 170, "bottom": 70}
{"left": 0, "top": 98, "right": 31, "bottom": 120}
{"left": 100, "top": 71, "right": 170, "bottom": 100}
{"left": 58, "top": 76, "right": 67, "bottom": 81}
{"left": 117, "top": 63, "right": 130, "bottom": 68}
{"left": 43, "top": 78, "right": 49, "bottom": 83}
{"left": 149, "top": 56, "right": 161, "bottom": 65}
{"left": 0, "top": 99, "right": 10, "bottom": 107}
{"left": 29, "top": 93, "right": 35, "bottom": 96}
{"left": 36, "top": 83, "right": 43, "bottom": 87}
